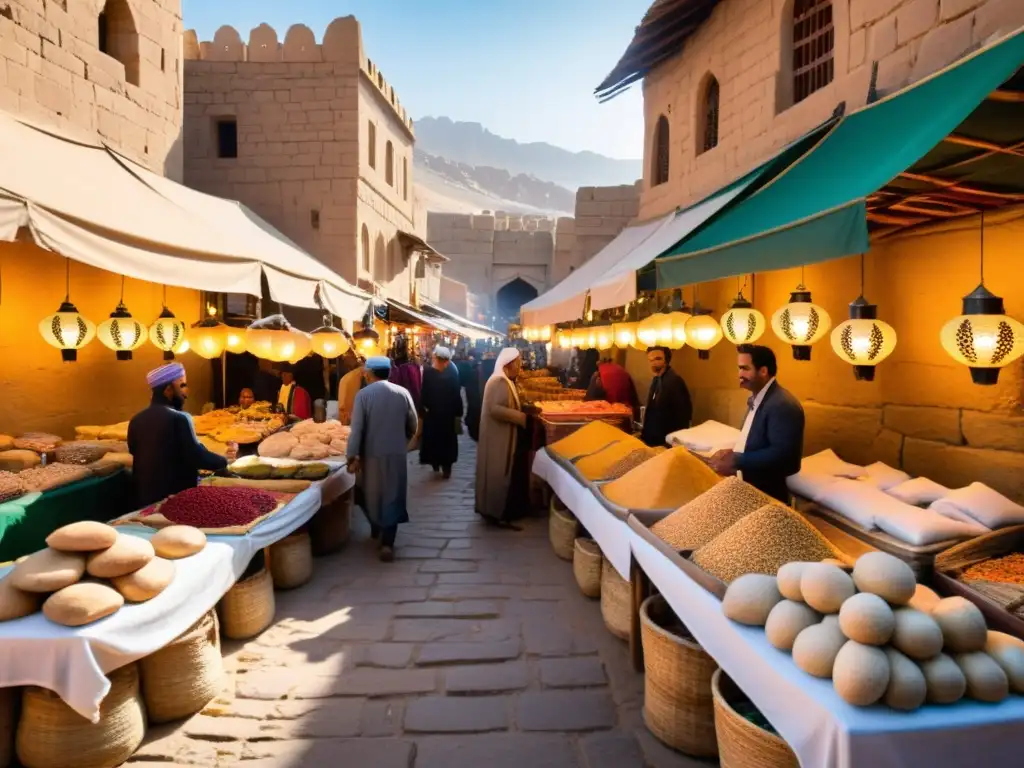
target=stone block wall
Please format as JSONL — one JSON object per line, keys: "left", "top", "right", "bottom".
{"left": 639, "top": 0, "right": 1024, "bottom": 220}
{"left": 182, "top": 16, "right": 417, "bottom": 297}
{"left": 621, "top": 211, "right": 1024, "bottom": 501}
{"left": 572, "top": 182, "right": 641, "bottom": 276}
{"left": 438, "top": 275, "right": 469, "bottom": 318}
{"left": 1, "top": 0, "right": 184, "bottom": 178}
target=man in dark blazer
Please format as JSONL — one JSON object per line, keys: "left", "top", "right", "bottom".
{"left": 640, "top": 346, "right": 693, "bottom": 448}
{"left": 708, "top": 344, "right": 804, "bottom": 502}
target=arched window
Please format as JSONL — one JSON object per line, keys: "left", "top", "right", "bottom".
{"left": 402, "top": 157, "right": 408, "bottom": 201}
{"left": 361, "top": 225, "right": 371, "bottom": 274}
{"left": 698, "top": 76, "right": 719, "bottom": 155}
{"left": 793, "top": 0, "right": 834, "bottom": 104}
{"left": 98, "top": 0, "right": 140, "bottom": 86}
{"left": 374, "top": 234, "right": 386, "bottom": 280}
{"left": 651, "top": 115, "right": 670, "bottom": 187}
{"left": 385, "top": 141, "right": 394, "bottom": 186}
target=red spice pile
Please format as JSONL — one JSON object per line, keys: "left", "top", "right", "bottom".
{"left": 154, "top": 486, "right": 279, "bottom": 528}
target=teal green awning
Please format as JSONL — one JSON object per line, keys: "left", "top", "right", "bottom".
{"left": 657, "top": 28, "right": 1024, "bottom": 288}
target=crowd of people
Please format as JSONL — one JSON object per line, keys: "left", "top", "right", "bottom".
{"left": 126, "top": 337, "right": 805, "bottom": 565}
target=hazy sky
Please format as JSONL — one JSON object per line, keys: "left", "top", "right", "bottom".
{"left": 180, "top": 0, "right": 650, "bottom": 160}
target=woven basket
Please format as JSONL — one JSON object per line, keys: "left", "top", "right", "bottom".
{"left": 310, "top": 490, "right": 352, "bottom": 555}
{"left": 640, "top": 594, "right": 718, "bottom": 757}
{"left": 16, "top": 663, "right": 145, "bottom": 768}
{"left": 549, "top": 498, "right": 578, "bottom": 561}
{"left": 712, "top": 669, "right": 797, "bottom": 768}
{"left": 218, "top": 566, "right": 275, "bottom": 640}
{"left": 573, "top": 537, "right": 602, "bottom": 598}
{"left": 600, "top": 556, "right": 631, "bottom": 640}
{"left": 140, "top": 610, "right": 223, "bottom": 723}
{"left": 0, "top": 686, "right": 18, "bottom": 768}
{"left": 269, "top": 529, "right": 313, "bottom": 589}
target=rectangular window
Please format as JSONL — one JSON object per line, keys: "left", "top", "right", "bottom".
{"left": 310, "top": 209, "right": 320, "bottom": 230}
{"left": 368, "top": 121, "right": 377, "bottom": 169}
{"left": 216, "top": 119, "right": 238, "bottom": 159}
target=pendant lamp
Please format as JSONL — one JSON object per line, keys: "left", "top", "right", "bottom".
{"left": 830, "top": 256, "right": 897, "bottom": 381}
{"left": 188, "top": 316, "right": 228, "bottom": 360}
{"left": 97, "top": 277, "right": 147, "bottom": 361}
{"left": 224, "top": 326, "right": 247, "bottom": 354}
{"left": 771, "top": 273, "right": 831, "bottom": 360}
{"left": 310, "top": 324, "right": 349, "bottom": 359}
{"left": 940, "top": 213, "right": 1024, "bottom": 384}
{"left": 594, "top": 325, "right": 614, "bottom": 351}
{"left": 39, "top": 260, "right": 95, "bottom": 362}
{"left": 352, "top": 306, "right": 381, "bottom": 357}
{"left": 246, "top": 313, "right": 309, "bottom": 362}
{"left": 720, "top": 279, "right": 765, "bottom": 344}
{"left": 149, "top": 288, "right": 187, "bottom": 361}
{"left": 683, "top": 306, "right": 723, "bottom": 360}
{"left": 556, "top": 328, "right": 573, "bottom": 350}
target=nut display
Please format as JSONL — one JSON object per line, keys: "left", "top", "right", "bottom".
{"left": 0, "top": 471, "right": 28, "bottom": 504}
{"left": 13, "top": 432, "right": 62, "bottom": 452}
{"left": 16, "top": 464, "right": 91, "bottom": 493}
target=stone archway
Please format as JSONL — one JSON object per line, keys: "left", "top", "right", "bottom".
{"left": 495, "top": 278, "right": 538, "bottom": 326}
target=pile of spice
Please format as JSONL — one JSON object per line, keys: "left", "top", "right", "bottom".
{"left": 963, "top": 553, "right": 1024, "bottom": 585}
{"left": 147, "top": 486, "right": 280, "bottom": 528}
{"left": 573, "top": 438, "right": 649, "bottom": 481}
{"left": 547, "top": 421, "right": 630, "bottom": 462}
{"left": 600, "top": 447, "right": 721, "bottom": 510}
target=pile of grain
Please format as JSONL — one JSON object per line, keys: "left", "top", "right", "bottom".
{"left": 691, "top": 503, "right": 845, "bottom": 583}
{"left": 574, "top": 438, "right": 648, "bottom": 481}
{"left": 547, "top": 421, "right": 630, "bottom": 462}
{"left": 600, "top": 447, "right": 721, "bottom": 511}
{"left": 651, "top": 477, "right": 775, "bottom": 551}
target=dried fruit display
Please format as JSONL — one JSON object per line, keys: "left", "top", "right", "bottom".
{"left": 17, "top": 464, "right": 92, "bottom": 493}
{"left": 14, "top": 432, "right": 63, "bottom": 453}
{"left": 147, "top": 486, "right": 280, "bottom": 528}
{"left": 55, "top": 441, "right": 115, "bottom": 465}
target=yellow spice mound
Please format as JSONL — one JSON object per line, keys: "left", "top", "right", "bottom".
{"left": 548, "top": 421, "right": 631, "bottom": 462}
{"left": 652, "top": 477, "right": 774, "bottom": 552}
{"left": 691, "top": 502, "right": 845, "bottom": 584}
{"left": 575, "top": 440, "right": 650, "bottom": 481}
{"left": 600, "top": 447, "right": 721, "bottom": 511}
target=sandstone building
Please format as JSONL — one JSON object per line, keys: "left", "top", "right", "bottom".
{"left": 182, "top": 17, "right": 435, "bottom": 306}
{"left": 0, "top": 0, "right": 214, "bottom": 436}
{"left": 596, "top": 0, "right": 1024, "bottom": 498}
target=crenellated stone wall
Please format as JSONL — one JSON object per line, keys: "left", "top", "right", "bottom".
{"left": 182, "top": 16, "right": 418, "bottom": 300}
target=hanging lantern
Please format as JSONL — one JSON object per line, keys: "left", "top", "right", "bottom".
{"left": 594, "top": 325, "right": 614, "bottom": 351}
{"left": 637, "top": 312, "right": 671, "bottom": 348}
{"left": 771, "top": 284, "right": 831, "bottom": 360}
{"left": 245, "top": 314, "right": 307, "bottom": 362}
{"left": 612, "top": 321, "right": 637, "bottom": 349}
{"left": 538, "top": 325, "right": 552, "bottom": 342}
{"left": 224, "top": 326, "right": 247, "bottom": 354}
{"left": 188, "top": 317, "right": 228, "bottom": 360}
{"left": 555, "top": 328, "right": 573, "bottom": 349}
{"left": 288, "top": 331, "right": 312, "bottom": 364}
{"left": 310, "top": 325, "right": 350, "bottom": 359}
{"left": 721, "top": 291, "right": 766, "bottom": 345}
{"left": 149, "top": 307, "right": 187, "bottom": 361}
{"left": 941, "top": 285, "right": 1024, "bottom": 385}
{"left": 352, "top": 311, "right": 381, "bottom": 358}
{"left": 172, "top": 337, "right": 190, "bottom": 356}
{"left": 831, "top": 296, "right": 898, "bottom": 381}
{"left": 39, "top": 300, "right": 96, "bottom": 362}
{"left": 571, "top": 327, "right": 587, "bottom": 348}
{"left": 683, "top": 310, "right": 723, "bottom": 360}
{"left": 97, "top": 302, "right": 147, "bottom": 361}
{"left": 585, "top": 326, "right": 599, "bottom": 349}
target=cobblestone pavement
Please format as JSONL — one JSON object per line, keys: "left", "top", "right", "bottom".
{"left": 132, "top": 436, "right": 710, "bottom": 767}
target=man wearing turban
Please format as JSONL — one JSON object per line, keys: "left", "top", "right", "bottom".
{"left": 127, "top": 363, "right": 237, "bottom": 508}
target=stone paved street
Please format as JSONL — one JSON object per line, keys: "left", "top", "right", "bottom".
{"left": 132, "top": 437, "right": 710, "bottom": 767}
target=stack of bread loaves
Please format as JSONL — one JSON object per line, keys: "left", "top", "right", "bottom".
{"left": 723, "top": 551, "right": 1024, "bottom": 710}
{"left": 0, "top": 522, "right": 207, "bottom": 627}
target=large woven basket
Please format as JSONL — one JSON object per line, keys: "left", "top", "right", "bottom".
{"left": 600, "top": 556, "right": 631, "bottom": 640}
{"left": 573, "top": 537, "right": 602, "bottom": 598}
{"left": 712, "top": 670, "right": 797, "bottom": 768}
{"left": 269, "top": 529, "right": 313, "bottom": 589}
{"left": 140, "top": 609, "right": 223, "bottom": 723}
{"left": 0, "top": 686, "right": 18, "bottom": 767}
{"left": 219, "top": 566, "right": 275, "bottom": 640}
{"left": 640, "top": 594, "right": 718, "bottom": 757}
{"left": 16, "top": 663, "right": 145, "bottom": 768}
{"left": 549, "top": 497, "right": 578, "bottom": 561}
{"left": 310, "top": 490, "right": 352, "bottom": 555}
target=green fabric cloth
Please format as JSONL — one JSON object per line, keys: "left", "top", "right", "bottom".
{"left": 0, "top": 470, "right": 132, "bottom": 561}
{"left": 657, "top": 28, "right": 1024, "bottom": 288}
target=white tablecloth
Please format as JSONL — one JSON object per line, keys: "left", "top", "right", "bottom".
{"left": 631, "top": 533, "right": 1024, "bottom": 768}
{"left": 0, "top": 478, "right": 330, "bottom": 721}
{"left": 532, "top": 449, "right": 636, "bottom": 580}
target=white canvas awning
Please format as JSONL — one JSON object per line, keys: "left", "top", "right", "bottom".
{"left": 420, "top": 300, "right": 504, "bottom": 341}
{"left": 520, "top": 212, "right": 672, "bottom": 326}
{"left": 0, "top": 110, "right": 371, "bottom": 320}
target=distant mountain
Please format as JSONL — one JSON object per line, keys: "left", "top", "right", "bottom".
{"left": 413, "top": 116, "right": 642, "bottom": 190}
{"left": 413, "top": 149, "right": 574, "bottom": 216}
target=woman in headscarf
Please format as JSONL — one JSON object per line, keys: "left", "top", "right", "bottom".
{"left": 475, "top": 347, "right": 533, "bottom": 528}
